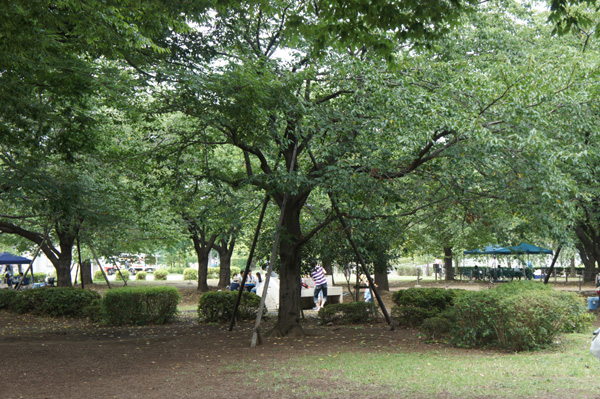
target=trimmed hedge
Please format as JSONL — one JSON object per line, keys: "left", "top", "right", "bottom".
{"left": 101, "top": 286, "right": 180, "bottom": 326}
{"left": 198, "top": 291, "right": 260, "bottom": 323}
{"left": 392, "top": 288, "right": 463, "bottom": 327}
{"left": 0, "top": 289, "right": 19, "bottom": 310}
{"left": 206, "top": 268, "right": 219, "bottom": 279}
{"left": 93, "top": 270, "right": 105, "bottom": 281}
{"left": 154, "top": 269, "right": 168, "bottom": 281}
{"left": 318, "top": 302, "right": 379, "bottom": 324}
{"left": 135, "top": 271, "right": 147, "bottom": 280}
{"left": 115, "top": 269, "right": 130, "bottom": 282}
{"left": 8, "top": 288, "right": 101, "bottom": 317}
{"left": 32, "top": 272, "right": 47, "bottom": 283}
{"left": 451, "top": 282, "right": 593, "bottom": 351}
{"left": 183, "top": 268, "right": 198, "bottom": 281}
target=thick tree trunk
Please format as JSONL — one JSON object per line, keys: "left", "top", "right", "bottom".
{"left": 374, "top": 258, "right": 390, "bottom": 291}
{"left": 0, "top": 219, "right": 77, "bottom": 287}
{"left": 53, "top": 223, "right": 77, "bottom": 287}
{"left": 215, "top": 236, "right": 235, "bottom": 289}
{"left": 444, "top": 246, "right": 455, "bottom": 281}
{"left": 575, "top": 223, "right": 600, "bottom": 283}
{"left": 272, "top": 200, "right": 304, "bottom": 338}
{"left": 322, "top": 258, "right": 334, "bottom": 284}
{"left": 80, "top": 259, "right": 93, "bottom": 286}
{"left": 185, "top": 217, "right": 218, "bottom": 292}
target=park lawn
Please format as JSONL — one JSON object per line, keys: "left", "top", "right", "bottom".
{"left": 232, "top": 332, "right": 600, "bottom": 398}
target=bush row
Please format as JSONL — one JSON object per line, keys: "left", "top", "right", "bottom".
{"left": 0, "top": 288, "right": 100, "bottom": 317}
{"left": 102, "top": 286, "right": 180, "bottom": 326}
{"left": 392, "top": 282, "right": 593, "bottom": 351}
{"left": 198, "top": 291, "right": 261, "bottom": 323}
{"left": 318, "top": 301, "right": 379, "bottom": 324}
{"left": 392, "top": 287, "right": 463, "bottom": 327}
{"left": 0, "top": 286, "right": 180, "bottom": 326}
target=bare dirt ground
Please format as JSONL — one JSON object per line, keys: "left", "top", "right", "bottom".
{"left": 0, "top": 279, "right": 595, "bottom": 399}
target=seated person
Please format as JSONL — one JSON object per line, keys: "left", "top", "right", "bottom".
{"left": 229, "top": 273, "right": 241, "bottom": 291}
{"left": 14, "top": 272, "right": 29, "bottom": 289}
{"left": 244, "top": 271, "right": 257, "bottom": 292}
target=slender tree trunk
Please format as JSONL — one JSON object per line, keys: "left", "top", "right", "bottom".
{"left": 444, "top": 246, "right": 455, "bottom": 281}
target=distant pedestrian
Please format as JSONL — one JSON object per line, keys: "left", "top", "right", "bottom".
{"left": 4, "top": 266, "right": 13, "bottom": 288}
{"left": 309, "top": 261, "right": 327, "bottom": 311}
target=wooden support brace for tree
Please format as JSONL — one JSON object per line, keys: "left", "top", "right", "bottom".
{"left": 110, "top": 256, "right": 128, "bottom": 287}
{"left": 15, "top": 223, "right": 52, "bottom": 291}
{"left": 306, "top": 149, "right": 393, "bottom": 329}
{"left": 249, "top": 142, "right": 299, "bottom": 347}
{"left": 229, "top": 195, "right": 270, "bottom": 332}
{"left": 76, "top": 235, "right": 84, "bottom": 289}
{"left": 544, "top": 246, "right": 562, "bottom": 285}
{"left": 89, "top": 244, "right": 112, "bottom": 289}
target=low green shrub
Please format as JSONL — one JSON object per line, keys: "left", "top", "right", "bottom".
{"left": 452, "top": 282, "right": 593, "bottom": 351}
{"left": 136, "top": 271, "right": 147, "bottom": 280}
{"left": 318, "top": 302, "right": 379, "bottom": 324}
{"left": 206, "top": 268, "right": 219, "bottom": 279}
{"left": 93, "top": 270, "right": 105, "bottom": 281}
{"left": 168, "top": 266, "right": 186, "bottom": 274}
{"left": 115, "top": 269, "right": 130, "bottom": 282}
{"left": 391, "top": 288, "right": 463, "bottom": 327}
{"left": 198, "top": 291, "right": 260, "bottom": 323}
{"left": 9, "top": 288, "right": 101, "bottom": 317}
{"left": 101, "top": 286, "right": 180, "bottom": 326}
{"left": 82, "top": 298, "right": 103, "bottom": 323}
{"left": 396, "top": 266, "right": 419, "bottom": 276}
{"left": 154, "top": 269, "right": 168, "bottom": 281}
{"left": 230, "top": 266, "right": 241, "bottom": 276}
{"left": 0, "top": 289, "right": 18, "bottom": 309}
{"left": 183, "top": 268, "right": 198, "bottom": 281}
{"left": 420, "top": 309, "right": 456, "bottom": 340}
{"left": 32, "top": 272, "right": 47, "bottom": 283}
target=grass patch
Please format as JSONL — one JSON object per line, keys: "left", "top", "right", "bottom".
{"left": 237, "top": 333, "right": 600, "bottom": 398}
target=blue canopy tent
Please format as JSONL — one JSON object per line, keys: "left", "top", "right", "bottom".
{"left": 508, "top": 243, "right": 553, "bottom": 255}
{"left": 463, "top": 243, "right": 553, "bottom": 256}
{"left": 0, "top": 252, "right": 32, "bottom": 265}
{"left": 463, "top": 243, "right": 553, "bottom": 280}
{"left": 0, "top": 252, "right": 34, "bottom": 288}
{"left": 464, "top": 245, "right": 512, "bottom": 255}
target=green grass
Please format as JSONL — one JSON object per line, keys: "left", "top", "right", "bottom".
{"left": 235, "top": 333, "right": 600, "bottom": 398}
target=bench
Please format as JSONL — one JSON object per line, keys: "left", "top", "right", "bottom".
{"left": 300, "top": 275, "right": 343, "bottom": 309}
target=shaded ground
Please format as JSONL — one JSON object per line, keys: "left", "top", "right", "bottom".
{"left": 0, "top": 280, "right": 597, "bottom": 399}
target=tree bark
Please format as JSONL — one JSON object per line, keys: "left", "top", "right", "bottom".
{"left": 0, "top": 219, "right": 78, "bottom": 287}
{"left": 271, "top": 198, "right": 305, "bottom": 338}
{"left": 186, "top": 218, "right": 218, "bottom": 292}
{"left": 575, "top": 222, "right": 600, "bottom": 282}
{"left": 444, "top": 246, "right": 455, "bottom": 281}
{"left": 373, "top": 255, "right": 389, "bottom": 291}
{"left": 80, "top": 259, "right": 93, "bottom": 286}
{"left": 214, "top": 236, "right": 236, "bottom": 289}
{"left": 322, "top": 258, "right": 334, "bottom": 282}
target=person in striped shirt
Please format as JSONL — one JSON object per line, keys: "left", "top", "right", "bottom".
{"left": 309, "top": 261, "right": 328, "bottom": 311}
